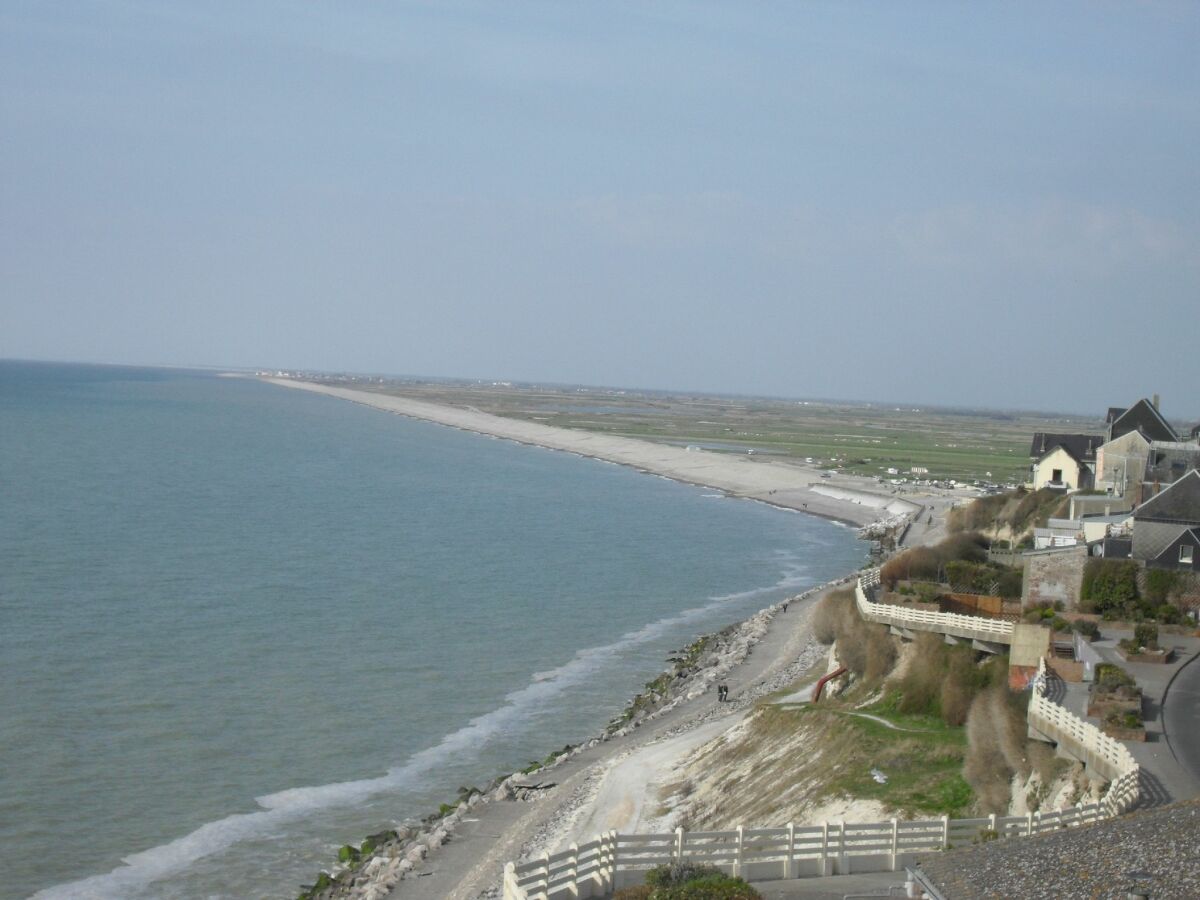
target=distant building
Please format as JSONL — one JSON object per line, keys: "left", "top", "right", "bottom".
{"left": 1105, "top": 396, "right": 1178, "bottom": 444}
{"left": 1029, "top": 432, "right": 1101, "bottom": 491}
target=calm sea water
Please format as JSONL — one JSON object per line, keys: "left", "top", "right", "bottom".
{"left": 0, "top": 361, "right": 864, "bottom": 900}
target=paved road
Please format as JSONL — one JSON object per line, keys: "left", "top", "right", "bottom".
{"left": 1163, "top": 646, "right": 1200, "bottom": 787}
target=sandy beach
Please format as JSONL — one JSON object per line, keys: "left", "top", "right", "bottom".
{"left": 264, "top": 379, "right": 927, "bottom": 529}
{"left": 250, "top": 378, "right": 972, "bottom": 899}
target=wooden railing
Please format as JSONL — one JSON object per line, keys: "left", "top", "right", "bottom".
{"left": 855, "top": 569, "right": 1015, "bottom": 643}
{"left": 502, "top": 574, "right": 1140, "bottom": 899}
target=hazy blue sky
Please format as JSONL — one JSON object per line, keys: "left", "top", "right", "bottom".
{"left": 3, "top": 2, "right": 1198, "bottom": 415}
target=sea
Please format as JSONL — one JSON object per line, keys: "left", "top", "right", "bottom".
{"left": 0, "top": 361, "right": 865, "bottom": 900}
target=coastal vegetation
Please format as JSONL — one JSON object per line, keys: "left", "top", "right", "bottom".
{"left": 945, "top": 486, "right": 1070, "bottom": 541}
{"left": 806, "top": 586, "right": 1065, "bottom": 817}
{"left": 345, "top": 377, "right": 1091, "bottom": 485}
{"left": 615, "top": 864, "right": 762, "bottom": 899}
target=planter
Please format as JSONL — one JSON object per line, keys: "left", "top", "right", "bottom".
{"left": 1116, "top": 648, "right": 1174, "bottom": 664}
{"left": 1102, "top": 725, "right": 1147, "bottom": 742}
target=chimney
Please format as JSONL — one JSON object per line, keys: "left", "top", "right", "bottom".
{"left": 1040, "top": 434, "right": 1046, "bottom": 453}
{"left": 1153, "top": 393, "right": 1160, "bottom": 410}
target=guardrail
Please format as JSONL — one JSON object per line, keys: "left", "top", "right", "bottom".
{"left": 855, "top": 569, "right": 1015, "bottom": 644}
{"left": 501, "top": 574, "right": 1140, "bottom": 899}
{"left": 1027, "top": 657, "right": 1140, "bottom": 815}
{"left": 503, "top": 809, "right": 1109, "bottom": 899}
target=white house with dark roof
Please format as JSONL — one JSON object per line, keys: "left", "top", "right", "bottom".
{"left": 1029, "top": 432, "right": 1101, "bottom": 491}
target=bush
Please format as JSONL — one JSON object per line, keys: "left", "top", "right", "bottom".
{"left": 1145, "top": 569, "right": 1183, "bottom": 604}
{"left": 1155, "top": 603, "right": 1182, "bottom": 624}
{"left": 1105, "top": 709, "right": 1143, "bottom": 730}
{"left": 811, "top": 591, "right": 850, "bottom": 645}
{"left": 1049, "top": 616, "right": 1069, "bottom": 633}
{"left": 645, "top": 864, "right": 725, "bottom": 888}
{"left": 1072, "top": 619, "right": 1100, "bottom": 640}
{"left": 1080, "top": 560, "right": 1140, "bottom": 614}
{"left": 1094, "top": 664, "right": 1136, "bottom": 694}
{"left": 638, "top": 865, "right": 762, "bottom": 899}
{"left": 654, "top": 874, "right": 761, "bottom": 899}
{"left": 1134, "top": 622, "right": 1159, "bottom": 650}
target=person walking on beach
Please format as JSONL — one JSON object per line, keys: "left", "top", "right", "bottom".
{"left": 782, "top": 601, "right": 789, "bottom": 613}
{"left": 717, "top": 683, "right": 728, "bottom": 702}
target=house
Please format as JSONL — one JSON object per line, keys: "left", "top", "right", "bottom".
{"left": 1105, "top": 396, "right": 1178, "bottom": 444}
{"left": 1029, "top": 432, "right": 1101, "bottom": 491}
{"left": 1143, "top": 440, "right": 1200, "bottom": 487}
{"left": 1094, "top": 429, "right": 1151, "bottom": 498}
{"left": 1131, "top": 469, "right": 1200, "bottom": 571}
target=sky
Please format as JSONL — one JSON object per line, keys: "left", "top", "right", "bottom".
{"left": 2, "top": 1, "right": 1198, "bottom": 416}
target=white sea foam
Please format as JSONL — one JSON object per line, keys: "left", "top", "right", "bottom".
{"left": 35, "top": 565, "right": 811, "bottom": 900}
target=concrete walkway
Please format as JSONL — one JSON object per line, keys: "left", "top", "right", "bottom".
{"left": 1052, "top": 628, "right": 1200, "bottom": 806}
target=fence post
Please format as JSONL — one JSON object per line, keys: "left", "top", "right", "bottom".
{"left": 988, "top": 813, "right": 997, "bottom": 838}
{"left": 734, "top": 825, "right": 745, "bottom": 878}
{"left": 611, "top": 831, "right": 620, "bottom": 892}
{"left": 568, "top": 842, "right": 579, "bottom": 899}
{"left": 941, "top": 815, "right": 950, "bottom": 849}
{"left": 1026, "top": 811, "right": 1034, "bottom": 837}
{"left": 820, "top": 821, "right": 829, "bottom": 877}
{"left": 503, "top": 861, "right": 518, "bottom": 900}
{"left": 839, "top": 820, "right": 848, "bottom": 875}
{"left": 674, "top": 827, "right": 684, "bottom": 863}
{"left": 890, "top": 819, "right": 899, "bottom": 870}
{"left": 786, "top": 822, "right": 796, "bottom": 879}
{"left": 540, "top": 852, "right": 550, "bottom": 895}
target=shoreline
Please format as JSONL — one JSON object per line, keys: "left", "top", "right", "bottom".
{"left": 261, "top": 378, "right": 923, "bottom": 530}
{"left": 250, "top": 377, "right": 961, "bottom": 899}
{"left": 303, "top": 576, "right": 857, "bottom": 900}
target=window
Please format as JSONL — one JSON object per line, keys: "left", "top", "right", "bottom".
{"left": 1182, "top": 545, "right": 1195, "bottom": 566}
{"left": 1052, "top": 468, "right": 1063, "bottom": 483}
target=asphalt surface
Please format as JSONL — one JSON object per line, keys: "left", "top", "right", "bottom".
{"left": 1163, "top": 646, "right": 1200, "bottom": 787}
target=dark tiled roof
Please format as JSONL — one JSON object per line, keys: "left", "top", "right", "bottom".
{"left": 1029, "top": 432, "right": 1102, "bottom": 462}
{"left": 910, "top": 798, "right": 1200, "bottom": 900}
{"left": 1106, "top": 406, "right": 1128, "bottom": 423}
{"left": 1151, "top": 528, "right": 1200, "bottom": 564}
{"left": 1136, "top": 469, "right": 1200, "bottom": 523}
{"left": 1109, "top": 398, "right": 1178, "bottom": 443}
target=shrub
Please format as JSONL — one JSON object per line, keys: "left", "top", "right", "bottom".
{"left": 1145, "top": 569, "right": 1183, "bottom": 605}
{"left": 613, "top": 888, "right": 654, "bottom": 900}
{"left": 1155, "top": 603, "right": 1182, "bottom": 625}
{"left": 1072, "top": 619, "right": 1100, "bottom": 640}
{"left": 645, "top": 864, "right": 724, "bottom": 888}
{"left": 1080, "top": 559, "right": 1140, "bottom": 614}
{"left": 1094, "top": 664, "right": 1136, "bottom": 694}
{"left": 1104, "top": 709, "right": 1143, "bottom": 730}
{"left": 811, "top": 592, "right": 843, "bottom": 645}
{"left": 639, "top": 865, "right": 762, "bottom": 899}
{"left": 654, "top": 874, "right": 761, "bottom": 899}
{"left": 1134, "top": 622, "right": 1159, "bottom": 650}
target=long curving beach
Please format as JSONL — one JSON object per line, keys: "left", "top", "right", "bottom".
{"left": 259, "top": 378, "right": 963, "bottom": 899}
{"left": 264, "top": 378, "right": 925, "bottom": 529}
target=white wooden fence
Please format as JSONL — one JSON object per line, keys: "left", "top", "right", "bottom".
{"left": 855, "top": 569, "right": 1015, "bottom": 644}
{"left": 502, "top": 572, "right": 1140, "bottom": 900}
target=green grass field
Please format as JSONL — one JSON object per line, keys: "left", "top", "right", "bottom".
{"left": 337, "top": 377, "right": 1104, "bottom": 485}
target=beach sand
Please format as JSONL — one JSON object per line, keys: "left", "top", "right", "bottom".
{"left": 263, "top": 378, "right": 923, "bottom": 528}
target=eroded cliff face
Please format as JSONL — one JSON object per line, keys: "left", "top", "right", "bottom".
{"left": 645, "top": 637, "right": 1103, "bottom": 835}
{"left": 645, "top": 705, "right": 890, "bottom": 832}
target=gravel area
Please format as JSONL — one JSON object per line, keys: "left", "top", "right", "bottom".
{"left": 910, "top": 798, "right": 1200, "bottom": 899}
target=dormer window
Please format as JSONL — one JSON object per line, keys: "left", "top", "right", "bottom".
{"left": 1183, "top": 545, "right": 1195, "bottom": 566}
